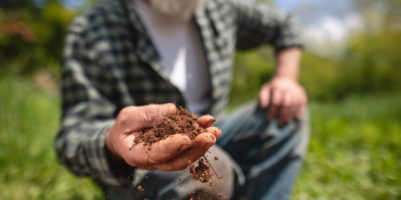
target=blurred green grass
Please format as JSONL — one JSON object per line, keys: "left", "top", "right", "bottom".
{"left": 1, "top": 77, "right": 400, "bottom": 200}
{"left": 293, "top": 94, "right": 401, "bottom": 200}
{"left": 0, "top": 76, "right": 102, "bottom": 200}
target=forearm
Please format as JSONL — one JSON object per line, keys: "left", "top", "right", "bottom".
{"left": 274, "top": 48, "right": 302, "bottom": 81}
{"left": 259, "top": 47, "right": 307, "bottom": 124}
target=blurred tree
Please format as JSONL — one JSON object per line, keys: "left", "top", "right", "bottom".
{"left": 0, "top": 0, "right": 75, "bottom": 77}
{"left": 231, "top": 0, "right": 401, "bottom": 104}
{"left": 353, "top": 0, "right": 400, "bottom": 34}
{"left": 0, "top": 0, "right": 35, "bottom": 10}
{"left": 335, "top": 0, "right": 401, "bottom": 96}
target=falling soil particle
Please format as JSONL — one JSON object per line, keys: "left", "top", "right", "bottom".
{"left": 189, "top": 158, "right": 212, "bottom": 183}
{"left": 133, "top": 107, "right": 217, "bottom": 183}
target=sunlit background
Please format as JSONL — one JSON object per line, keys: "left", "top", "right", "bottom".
{"left": 0, "top": 0, "right": 400, "bottom": 199}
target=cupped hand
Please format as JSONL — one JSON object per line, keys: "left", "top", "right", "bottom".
{"left": 105, "top": 103, "right": 221, "bottom": 171}
{"left": 259, "top": 76, "right": 307, "bottom": 126}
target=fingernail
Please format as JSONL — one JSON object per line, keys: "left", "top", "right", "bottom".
{"left": 206, "top": 117, "right": 216, "bottom": 127}
{"left": 209, "top": 135, "right": 216, "bottom": 141}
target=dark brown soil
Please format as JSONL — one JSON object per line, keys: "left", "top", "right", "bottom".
{"left": 189, "top": 158, "right": 212, "bottom": 183}
{"left": 134, "top": 108, "right": 206, "bottom": 146}
{"left": 133, "top": 107, "right": 214, "bottom": 183}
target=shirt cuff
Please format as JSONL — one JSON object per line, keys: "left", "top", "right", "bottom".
{"left": 274, "top": 17, "right": 304, "bottom": 53}
{"left": 275, "top": 38, "right": 304, "bottom": 53}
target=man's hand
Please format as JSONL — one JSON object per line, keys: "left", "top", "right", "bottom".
{"left": 259, "top": 76, "right": 307, "bottom": 126}
{"left": 105, "top": 103, "right": 221, "bottom": 171}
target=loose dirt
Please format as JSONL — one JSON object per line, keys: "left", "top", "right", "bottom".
{"left": 133, "top": 107, "right": 215, "bottom": 183}
{"left": 134, "top": 108, "right": 206, "bottom": 146}
{"left": 189, "top": 158, "right": 212, "bottom": 183}
{"left": 137, "top": 185, "right": 144, "bottom": 191}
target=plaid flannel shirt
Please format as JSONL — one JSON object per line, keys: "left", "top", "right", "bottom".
{"left": 56, "top": 0, "right": 303, "bottom": 187}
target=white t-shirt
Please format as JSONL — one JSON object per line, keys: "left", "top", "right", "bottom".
{"left": 134, "top": 0, "right": 211, "bottom": 114}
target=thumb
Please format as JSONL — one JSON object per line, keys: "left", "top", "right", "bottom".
{"left": 137, "top": 103, "right": 177, "bottom": 127}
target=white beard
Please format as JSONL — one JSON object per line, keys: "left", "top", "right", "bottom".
{"left": 149, "top": 0, "right": 204, "bottom": 21}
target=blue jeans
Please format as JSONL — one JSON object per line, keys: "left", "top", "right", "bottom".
{"left": 101, "top": 101, "right": 309, "bottom": 200}
{"left": 216, "top": 101, "right": 309, "bottom": 200}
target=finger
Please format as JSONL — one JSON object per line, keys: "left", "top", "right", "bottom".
{"left": 289, "top": 98, "right": 300, "bottom": 121}
{"left": 280, "top": 105, "right": 296, "bottom": 126}
{"left": 296, "top": 104, "right": 306, "bottom": 119}
{"left": 278, "top": 92, "right": 293, "bottom": 125}
{"left": 267, "top": 89, "right": 282, "bottom": 121}
{"left": 291, "top": 95, "right": 301, "bottom": 119}
{"left": 206, "top": 127, "right": 221, "bottom": 139}
{"left": 291, "top": 104, "right": 298, "bottom": 122}
{"left": 279, "top": 93, "right": 297, "bottom": 125}
{"left": 126, "top": 133, "right": 190, "bottom": 166}
{"left": 296, "top": 92, "right": 307, "bottom": 119}
{"left": 153, "top": 132, "right": 216, "bottom": 171}
{"left": 259, "top": 84, "right": 271, "bottom": 108}
{"left": 145, "top": 134, "right": 192, "bottom": 163}
{"left": 138, "top": 103, "right": 177, "bottom": 126}
{"left": 197, "top": 115, "right": 216, "bottom": 128}
{"left": 117, "top": 103, "right": 177, "bottom": 131}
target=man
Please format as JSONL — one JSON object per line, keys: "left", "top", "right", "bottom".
{"left": 56, "top": 0, "right": 309, "bottom": 199}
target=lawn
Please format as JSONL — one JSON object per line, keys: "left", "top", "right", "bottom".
{"left": 293, "top": 92, "right": 401, "bottom": 200}
{"left": 1, "top": 77, "right": 400, "bottom": 199}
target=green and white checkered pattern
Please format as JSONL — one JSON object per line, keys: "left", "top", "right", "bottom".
{"left": 56, "top": 0, "right": 303, "bottom": 187}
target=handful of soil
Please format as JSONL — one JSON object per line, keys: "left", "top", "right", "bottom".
{"left": 134, "top": 108, "right": 206, "bottom": 146}
{"left": 133, "top": 107, "right": 215, "bottom": 183}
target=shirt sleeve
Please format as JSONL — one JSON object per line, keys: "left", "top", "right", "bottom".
{"left": 233, "top": 0, "right": 304, "bottom": 52}
{"left": 55, "top": 16, "right": 134, "bottom": 187}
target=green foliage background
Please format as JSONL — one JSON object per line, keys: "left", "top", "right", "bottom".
{"left": 0, "top": 0, "right": 75, "bottom": 76}
{"left": 231, "top": 29, "right": 401, "bottom": 104}
{"left": 1, "top": 0, "right": 401, "bottom": 199}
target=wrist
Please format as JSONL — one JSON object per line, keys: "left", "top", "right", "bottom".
{"left": 105, "top": 129, "right": 124, "bottom": 165}
{"left": 274, "top": 48, "right": 301, "bottom": 81}
{"left": 273, "top": 73, "right": 298, "bottom": 81}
